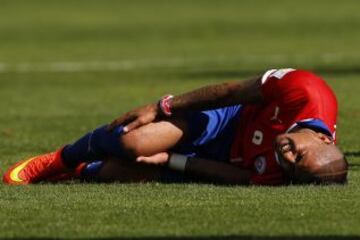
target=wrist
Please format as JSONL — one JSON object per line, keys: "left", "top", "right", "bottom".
{"left": 158, "top": 95, "right": 174, "bottom": 116}
{"left": 168, "top": 153, "right": 188, "bottom": 172}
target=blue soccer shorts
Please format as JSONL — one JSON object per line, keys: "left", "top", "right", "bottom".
{"left": 161, "top": 105, "right": 243, "bottom": 182}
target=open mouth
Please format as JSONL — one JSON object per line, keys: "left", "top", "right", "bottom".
{"left": 279, "top": 142, "right": 292, "bottom": 153}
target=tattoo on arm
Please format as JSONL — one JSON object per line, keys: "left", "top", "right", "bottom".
{"left": 171, "top": 77, "right": 263, "bottom": 113}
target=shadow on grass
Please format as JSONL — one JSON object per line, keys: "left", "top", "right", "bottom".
{"left": 2, "top": 237, "right": 360, "bottom": 240}
{"left": 345, "top": 151, "right": 360, "bottom": 158}
{"left": 345, "top": 151, "right": 360, "bottom": 171}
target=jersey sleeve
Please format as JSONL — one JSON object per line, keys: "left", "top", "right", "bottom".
{"left": 260, "top": 68, "right": 338, "bottom": 136}
{"left": 261, "top": 68, "right": 305, "bottom": 105}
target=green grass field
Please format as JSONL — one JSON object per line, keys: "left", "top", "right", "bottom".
{"left": 0, "top": 0, "right": 360, "bottom": 239}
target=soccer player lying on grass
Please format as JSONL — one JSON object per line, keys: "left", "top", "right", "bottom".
{"left": 3, "top": 68, "right": 348, "bottom": 185}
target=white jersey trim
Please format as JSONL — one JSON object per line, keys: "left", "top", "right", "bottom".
{"left": 261, "top": 69, "right": 277, "bottom": 84}
{"left": 261, "top": 68, "right": 296, "bottom": 84}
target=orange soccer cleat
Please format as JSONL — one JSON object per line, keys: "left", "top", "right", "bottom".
{"left": 3, "top": 148, "right": 69, "bottom": 185}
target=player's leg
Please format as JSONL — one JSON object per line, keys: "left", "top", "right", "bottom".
{"left": 61, "top": 120, "right": 193, "bottom": 183}
{"left": 3, "top": 105, "right": 242, "bottom": 185}
{"left": 48, "top": 120, "right": 192, "bottom": 183}
{"left": 3, "top": 120, "right": 188, "bottom": 185}
{"left": 79, "top": 105, "right": 244, "bottom": 183}
{"left": 86, "top": 120, "right": 188, "bottom": 183}
{"left": 61, "top": 120, "right": 187, "bottom": 168}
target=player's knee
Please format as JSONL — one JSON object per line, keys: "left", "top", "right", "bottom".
{"left": 119, "top": 131, "right": 146, "bottom": 159}
{"left": 119, "top": 121, "right": 187, "bottom": 159}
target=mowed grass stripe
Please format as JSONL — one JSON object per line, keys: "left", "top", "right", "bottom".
{"left": 1, "top": 184, "right": 360, "bottom": 237}
{"left": 1, "top": 53, "right": 360, "bottom": 73}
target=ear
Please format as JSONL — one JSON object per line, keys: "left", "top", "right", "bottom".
{"left": 317, "top": 133, "right": 333, "bottom": 144}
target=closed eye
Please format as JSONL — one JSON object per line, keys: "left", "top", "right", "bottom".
{"left": 295, "top": 154, "right": 303, "bottom": 163}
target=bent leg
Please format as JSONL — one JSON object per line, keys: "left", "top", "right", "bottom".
{"left": 77, "top": 120, "right": 189, "bottom": 183}
{"left": 76, "top": 105, "right": 242, "bottom": 183}
{"left": 62, "top": 105, "right": 241, "bottom": 169}
{"left": 61, "top": 119, "right": 188, "bottom": 168}
{"left": 120, "top": 119, "right": 188, "bottom": 158}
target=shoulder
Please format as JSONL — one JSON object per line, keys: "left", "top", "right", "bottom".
{"left": 262, "top": 68, "right": 319, "bottom": 91}
{"left": 260, "top": 68, "right": 334, "bottom": 103}
{"left": 259, "top": 68, "right": 338, "bottom": 135}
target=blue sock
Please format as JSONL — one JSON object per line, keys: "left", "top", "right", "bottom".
{"left": 62, "top": 125, "right": 125, "bottom": 168}
{"left": 81, "top": 160, "right": 105, "bottom": 181}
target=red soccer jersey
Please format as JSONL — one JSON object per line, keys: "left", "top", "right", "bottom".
{"left": 230, "top": 69, "right": 338, "bottom": 185}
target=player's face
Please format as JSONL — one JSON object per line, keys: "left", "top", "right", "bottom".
{"left": 275, "top": 128, "right": 333, "bottom": 182}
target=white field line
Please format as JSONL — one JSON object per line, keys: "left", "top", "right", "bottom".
{"left": 0, "top": 60, "right": 185, "bottom": 73}
{"left": 0, "top": 54, "right": 352, "bottom": 73}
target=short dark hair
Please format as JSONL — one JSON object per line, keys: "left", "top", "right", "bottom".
{"left": 293, "top": 145, "right": 348, "bottom": 185}
{"left": 313, "top": 155, "right": 348, "bottom": 184}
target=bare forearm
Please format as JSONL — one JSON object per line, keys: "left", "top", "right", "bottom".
{"left": 184, "top": 157, "right": 250, "bottom": 185}
{"left": 108, "top": 75, "right": 263, "bottom": 132}
{"left": 170, "top": 78, "right": 262, "bottom": 113}
{"left": 137, "top": 153, "right": 251, "bottom": 185}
